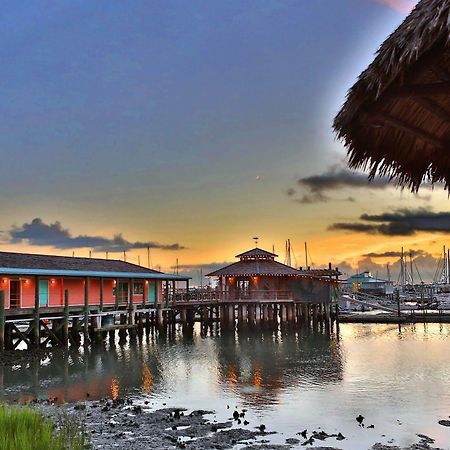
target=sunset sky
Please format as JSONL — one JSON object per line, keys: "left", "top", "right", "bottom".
{"left": 2, "top": 0, "right": 449, "bottom": 283}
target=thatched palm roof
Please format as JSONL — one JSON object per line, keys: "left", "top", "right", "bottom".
{"left": 334, "top": 0, "right": 450, "bottom": 191}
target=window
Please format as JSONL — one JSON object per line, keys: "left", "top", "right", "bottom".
{"left": 133, "top": 282, "right": 144, "bottom": 295}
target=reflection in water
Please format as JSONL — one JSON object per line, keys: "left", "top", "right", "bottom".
{"left": 142, "top": 365, "right": 154, "bottom": 394}
{"left": 5, "top": 324, "right": 450, "bottom": 448}
{"left": 111, "top": 378, "right": 119, "bottom": 400}
{"left": 215, "top": 328, "right": 343, "bottom": 408}
{"left": 0, "top": 325, "right": 342, "bottom": 406}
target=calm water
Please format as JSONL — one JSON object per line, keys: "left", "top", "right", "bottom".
{"left": 3, "top": 323, "right": 450, "bottom": 449}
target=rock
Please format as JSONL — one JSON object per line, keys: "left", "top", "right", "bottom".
{"left": 336, "top": 432, "right": 346, "bottom": 440}
{"left": 74, "top": 403, "right": 86, "bottom": 411}
{"left": 297, "top": 429, "right": 308, "bottom": 438}
{"left": 285, "top": 437, "right": 300, "bottom": 444}
{"left": 233, "top": 411, "right": 240, "bottom": 420}
{"left": 302, "top": 436, "right": 314, "bottom": 445}
{"left": 259, "top": 424, "right": 266, "bottom": 432}
{"left": 438, "top": 419, "right": 450, "bottom": 426}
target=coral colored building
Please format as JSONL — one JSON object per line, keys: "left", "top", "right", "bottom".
{"left": 0, "top": 251, "right": 189, "bottom": 310}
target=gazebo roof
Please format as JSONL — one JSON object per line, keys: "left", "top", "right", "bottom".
{"left": 235, "top": 248, "right": 278, "bottom": 259}
{"left": 334, "top": 0, "right": 450, "bottom": 191}
{"left": 207, "top": 247, "right": 300, "bottom": 277}
{"left": 206, "top": 259, "right": 302, "bottom": 277}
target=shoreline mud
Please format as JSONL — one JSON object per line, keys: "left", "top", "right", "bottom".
{"left": 21, "top": 396, "right": 444, "bottom": 450}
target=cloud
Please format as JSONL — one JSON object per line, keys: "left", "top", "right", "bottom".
{"left": 297, "top": 167, "right": 391, "bottom": 194}
{"left": 287, "top": 166, "right": 393, "bottom": 204}
{"left": 286, "top": 188, "right": 296, "bottom": 197}
{"left": 329, "top": 208, "right": 450, "bottom": 236}
{"left": 288, "top": 165, "right": 437, "bottom": 205}
{"left": 294, "top": 193, "right": 330, "bottom": 204}
{"left": 8, "top": 218, "right": 185, "bottom": 252}
{"left": 371, "top": 0, "right": 416, "bottom": 14}
{"left": 363, "top": 249, "right": 425, "bottom": 258}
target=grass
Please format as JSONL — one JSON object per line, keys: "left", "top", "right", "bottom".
{"left": 0, "top": 405, "right": 91, "bottom": 450}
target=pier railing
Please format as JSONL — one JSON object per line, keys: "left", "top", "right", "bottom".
{"left": 167, "top": 290, "right": 294, "bottom": 303}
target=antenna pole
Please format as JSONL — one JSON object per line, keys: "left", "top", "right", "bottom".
{"left": 305, "top": 242, "right": 308, "bottom": 268}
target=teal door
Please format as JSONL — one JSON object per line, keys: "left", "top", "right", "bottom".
{"left": 148, "top": 281, "right": 157, "bottom": 304}
{"left": 39, "top": 280, "right": 49, "bottom": 306}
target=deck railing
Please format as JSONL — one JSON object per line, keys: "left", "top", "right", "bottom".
{"left": 166, "top": 290, "right": 294, "bottom": 303}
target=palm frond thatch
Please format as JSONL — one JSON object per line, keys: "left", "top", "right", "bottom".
{"left": 333, "top": 0, "right": 450, "bottom": 191}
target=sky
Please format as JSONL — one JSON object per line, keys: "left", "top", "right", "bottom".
{"left": 2, "top": 0, "right": 449, "bottom": 283}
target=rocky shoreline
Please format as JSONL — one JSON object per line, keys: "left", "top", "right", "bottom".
{"left": 26, "top": 397, "right": 445, "bottom": 450}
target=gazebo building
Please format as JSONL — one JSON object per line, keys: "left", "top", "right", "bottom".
{"left": 206, "top": 248, "right": 338, "bottom": 304}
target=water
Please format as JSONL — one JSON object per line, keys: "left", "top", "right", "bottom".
{"left": 3, "top": 323, "right": 450, "bottom": 449}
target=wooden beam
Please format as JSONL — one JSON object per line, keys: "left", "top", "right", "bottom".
{"left": 371, "top": 113, "right": 446, "bottom": 149}
{"left": 414, "top": 97, "right": 450, "bottom": 123}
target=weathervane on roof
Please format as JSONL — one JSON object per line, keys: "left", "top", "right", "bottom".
{"left": 253, "top": 237, "right": 259, "bottom": 248}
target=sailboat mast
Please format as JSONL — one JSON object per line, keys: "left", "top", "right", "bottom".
{"left": 305, "top": 242, "right": 308, "bottom": 268}
{"left": 409, "top": 251, "right": 414, "bottom": 286}
{"left": 401, "top": 247, "right": 405, "bottom": 289}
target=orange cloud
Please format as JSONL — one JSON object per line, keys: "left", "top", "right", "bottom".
{"left": 372, "top": 0, "right": 416, "bottom": 13}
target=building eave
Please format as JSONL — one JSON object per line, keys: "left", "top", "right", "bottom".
{"left": 0, "top": 267, "right": 190, "bottom": 281}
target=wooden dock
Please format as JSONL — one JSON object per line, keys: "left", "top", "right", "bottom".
{"left": 0, "top": 290, "right": 338, "bottom": 351}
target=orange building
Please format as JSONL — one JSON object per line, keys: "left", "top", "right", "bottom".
{"left": 0, "top": 251, "right": 189, "bottom": 310}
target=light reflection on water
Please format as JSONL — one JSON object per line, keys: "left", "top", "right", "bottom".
{"left": 3, "top": 323, "right": 450, "bottom": 449}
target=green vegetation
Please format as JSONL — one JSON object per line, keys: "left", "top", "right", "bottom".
{"left": 0, "top": 405, "right": 91, "bottom": 450}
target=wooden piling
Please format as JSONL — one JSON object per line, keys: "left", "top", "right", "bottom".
{"left": 84, "top": 277, "right": 89, "bottom": 344}
{"left": 0, "top": 291, "right": 4, "bottom": 351}
{"left": 99, "top": 278, "right": 104, "bottom": 312}
{"left": 33, "top": 276, "right": 40, "bottom": 348}
{"left": 63, "top": 289, "right": 69, "bottom": 346}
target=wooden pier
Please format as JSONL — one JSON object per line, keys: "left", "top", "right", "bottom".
{"left": 0, "top": 290, "right": 338, "bottom": 351}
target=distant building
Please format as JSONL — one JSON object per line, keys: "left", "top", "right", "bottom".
{"left": 344, "top": 271, "right": 394, "bottom": 296}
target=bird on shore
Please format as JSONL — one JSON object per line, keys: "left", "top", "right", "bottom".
{"left": 259, "top": 424, "right": 266, "bottom": 432}
{"left": 356, "top": 415, "right": 364, "bottom": 427}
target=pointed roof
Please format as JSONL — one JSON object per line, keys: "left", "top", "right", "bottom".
{"left": 206, "top": 247, "right": 300, "bottom": 277}
{"left": 235, "top": 248, "right": 278, "bottom": 259}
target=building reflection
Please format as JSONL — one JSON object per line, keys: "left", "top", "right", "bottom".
{"left": 215, "top": 328, "right": 343, "bottom": 408}
{"left": 0, "top": 326, "right": 342, "bottom": 407}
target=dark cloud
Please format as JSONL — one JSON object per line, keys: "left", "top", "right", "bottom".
{"left": 289, "top": 165, "right": 437, "bottom": 205}
{"left": 286, "top": 188, "right": 296, "bottom": 197}
{"left": 364, "top": 249, "right": 425, "bottom": 258}
{"left": 328, "top": 223, "right": 379, "bottom": 234}
{"left": 329, "top": 208, "right": 450, "bottom": 236}
{"left": 297, "top": 167, "right": 391, "bottom": 194}
{"left": 294, "top": 193, "right": 329, "bottom": 204}
{"left": 9, "top": 218, "right": 185, "bottom": 252}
